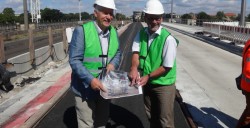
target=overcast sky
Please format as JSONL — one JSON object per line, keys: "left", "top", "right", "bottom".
{"left": 0, "top": 0, "right": 248, "bottom": 16}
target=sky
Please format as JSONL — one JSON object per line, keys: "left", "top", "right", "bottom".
{"left": 0, "top": 0, "right": 249, "bottom": 16}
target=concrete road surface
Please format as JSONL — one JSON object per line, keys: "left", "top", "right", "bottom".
{"left": 165, "top": 23, "right": 244, "bottom": 128}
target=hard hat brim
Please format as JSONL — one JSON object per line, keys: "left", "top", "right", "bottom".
{"left": 143, "top": 10, "right": 164, "bottom": 15}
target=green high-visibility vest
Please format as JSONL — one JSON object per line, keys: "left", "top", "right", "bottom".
{"left": 82, "top": 22, "right": 119, "bottom": 77}
{"left": 139, "top": 27, "right": 179, "bottom": 85}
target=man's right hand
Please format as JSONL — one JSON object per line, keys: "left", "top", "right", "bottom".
{"left": 90, "top": 78, "right": 106, "bottom": 92}
{"left": 129, "top": 68, "right": 139, "bottom": 86}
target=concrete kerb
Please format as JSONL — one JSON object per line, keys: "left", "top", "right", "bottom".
{"left": 21, "top": 71, "right": 71, "bottom": 128}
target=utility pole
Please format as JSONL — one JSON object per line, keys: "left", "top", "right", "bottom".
{"left": 23, "top": 0, "right": 29, "bottom": 30}
{"left": 240, "top": 0, "right": 246, "bottom": 26}
{"left": 170, "top": 0, "right": 173, "bottom": 23}
{"left": 79, "top": 0, "right": 82, "bottom": 21}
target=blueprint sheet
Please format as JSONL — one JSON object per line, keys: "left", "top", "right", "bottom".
{"left": 100, "top": 70, "right": 142, "bottom": 99}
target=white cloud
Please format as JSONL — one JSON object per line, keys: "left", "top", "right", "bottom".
{"left": 0, "top": 0, "right": 248, "bottom": 16}
{"left": 6, "top": 0, "right": 22, "bottom": 4}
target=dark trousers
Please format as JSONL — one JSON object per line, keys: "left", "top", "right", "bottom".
{"left": 237, "top": 91, "right": 250, "bottom": 128}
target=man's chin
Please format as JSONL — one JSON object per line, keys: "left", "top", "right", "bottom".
{"left": 103, "top": 22, "right": 111, "bottom": 27}
{"left": 149, "top": 27, "right": 159, "bottom": 32}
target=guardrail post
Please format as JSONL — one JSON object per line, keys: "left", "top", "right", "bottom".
{"left": 28, "top": 29, "right": 35, "bottom": 65}
{"left": 218, "top": 25, "right": 221, "bottom": 39}
{"left": 0, "top": 34, "right": 5, "bottom": 63}
{"left": 62, "top": 26, "right": 68, "bottom": 53}
{"left": 48, "top": 27, "right": 54, "bottom": 60}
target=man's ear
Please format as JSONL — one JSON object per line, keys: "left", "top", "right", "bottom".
{"left": 94, "top": 10, "right": 98, "bottom": 18}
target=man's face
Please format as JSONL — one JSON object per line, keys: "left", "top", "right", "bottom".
{"left": 94, "top": 6, "right": 114, "bottom": 31}
{"left": 145, "top": 14, "right": 163, "bottom": 34}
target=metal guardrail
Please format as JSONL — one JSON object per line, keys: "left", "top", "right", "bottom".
{"left": 203, "top": 22, "right": 250, "bottom": 45}
{"left": 163, "top": 24, "right": 243, "bottom": 56}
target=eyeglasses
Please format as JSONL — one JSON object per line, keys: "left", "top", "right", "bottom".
{"left": 146, "top": 15, "right": 162, "bottom": 21}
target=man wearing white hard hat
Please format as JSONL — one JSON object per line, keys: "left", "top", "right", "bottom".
{"left": 69, "top": 0, "right": 121, "bottom": 127}
{"left": 129, "top": 0, "right": 179, "bottom": 127}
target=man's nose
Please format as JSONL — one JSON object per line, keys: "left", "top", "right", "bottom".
{"left": 150, "top": 19, "right": 158, "bottom": 23}
{"left": 106, "top": 13, "right": 113, "bottom": 19}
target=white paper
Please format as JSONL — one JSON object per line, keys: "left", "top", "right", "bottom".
{"left": 66, "top": 27, "right": 74, "bottom": 43}
{"left": 100, "top": 70, "right": 142, "bottom": 99}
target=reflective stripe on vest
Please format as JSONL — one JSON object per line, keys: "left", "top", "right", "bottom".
{"left": 84, "top": 57, "right": 113, "bottom": 63}
{"left": 139, "top": 27, "right": 179, "bottom": 85}
{"left": 82, "top": 22, "right": 119, "bottom": 77}
{"left": 242, "top": 74, "right": 250, "bottom": 83}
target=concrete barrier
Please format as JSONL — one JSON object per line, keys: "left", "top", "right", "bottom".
{"left": 7, "top": 41, "right": 68, "bottom": 83}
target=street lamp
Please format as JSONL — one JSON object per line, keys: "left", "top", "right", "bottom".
{"left": 23, "top": 0, "right": 28, "bottom": 30}
{"left": 79, "top": 0, "right": 82, "bottom": 21}
{"left": 240, "top": 0, "right": 246, "bottom": 26}
{"left": 170, "top": 0, "right": 173, "bottom": 23}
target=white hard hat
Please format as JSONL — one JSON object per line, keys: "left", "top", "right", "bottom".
{"left": 143, "top": 0, "right": 164, "bottom": 15}
{"left": 94, "top": 0, "right": 116, "bottom": 10}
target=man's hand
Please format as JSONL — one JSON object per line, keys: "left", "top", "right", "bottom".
{"left": 138, "top": 75, "right": 150, "bottom": 86}
{"left": 90, "top": 78, "right": 106, "bottom": 92}
{"left": 129, "top": 68, "right": 139, "bottom": 86}
{"left": 106, "top": 64, "right": 115, "bottom": 73}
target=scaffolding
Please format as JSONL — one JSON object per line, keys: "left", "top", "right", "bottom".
{"left": 30, "top": 0, "right": 41, "bottom": 23}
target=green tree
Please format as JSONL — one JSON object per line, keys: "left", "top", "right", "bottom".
{"left": 247, "top": 13, "right": 250, "bottom": 22}
{"left": 165, "top": 14, "right": 171, "bottom": 18}
{"left": 90, "top": 14, "right": 95, "bottom": 20}
{"left": 196, "top": 11, "right": 211, "bottom": 20}
{"left": 63, "top": 13, "right": 78, "bottom": 21}
{"left": 196, "top": 11, "right": 211, "bottom": 26}
{"left": 2, "top": 7, "right": 15, "bottom": 24}
{"left": 181, "top": 14, "right": 192, "bottom": 19}
{"left": 0, "top": 14, "right": 4, "bottom": 24}
{"left": 216, "top": 11, "right": 225, "bottom": 20}
{"left": 236, "top": 14, "right": 241, "bottom": 21}
{"left": 41, "top": 8, "right": 64, "bottom": 22}
{"left": 115, "top": 13, "right": 126, "bottom": 20}
{"left": 81, "top": 12, "right": 90, "bottom": 20}
{"left": 16, "top": 13, "right": 32, "bottom": 24}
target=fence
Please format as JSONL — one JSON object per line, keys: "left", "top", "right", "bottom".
{"left": 1, "top": 27, "right": 68, "bottom": 62}
{"left": 203, "top": 21, "right": 250, "bottom": 45}
{"left": 0, "top": 25, "right": 75, "bottom": 84}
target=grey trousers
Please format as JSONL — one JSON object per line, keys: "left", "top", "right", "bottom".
{"left": 143, "top": 83, "right": 176, "bottom": 128}
{"left": 75, "top": 95, "right": 110, "bottom": 128}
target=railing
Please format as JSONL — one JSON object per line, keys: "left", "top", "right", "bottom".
{"left": 203, "top": 22, "right": 250, "bottom": 45}
{"left": 0, "top": 26, "right": 70, "bottom": 64}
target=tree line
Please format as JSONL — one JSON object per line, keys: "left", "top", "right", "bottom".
{"left": 2, "top": 7, "right": 250, "bottom": 25}
{"left": 179, "top": 11, "right": 250, "bottom": 22}
{"left": 0, "top": 7, "right": 128, "bottom": 25}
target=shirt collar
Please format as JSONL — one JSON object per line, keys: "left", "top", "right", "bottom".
{"left": 94, "top": 21, "right": 110, "bottom": 36}
{"left": 145, "top": 26, "right": 162, "bottom": 36}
